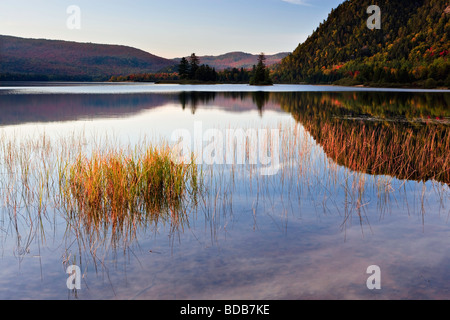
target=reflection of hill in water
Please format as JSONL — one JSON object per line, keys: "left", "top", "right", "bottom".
{"left": 0, "top": 93, "right": 174, "bottom": 125}
{"left": 276, "top": 91, "right": 450, "bottom": 185}
{"left": 0, "top": 91, "right": 282, "bottom": 126}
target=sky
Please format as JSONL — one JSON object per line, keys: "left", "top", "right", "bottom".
{"left": 0, "top": 0, "right": 344, "bottom": 59}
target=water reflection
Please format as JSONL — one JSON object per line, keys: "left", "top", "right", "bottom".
{"left": 0, "top": 87, "right": 449, "bottom": 299}
{"left": 0, "top": 91, "right": 279, "bottom": 126}
{"left": 275, "top": 91, "right": 450, "bottom": 185}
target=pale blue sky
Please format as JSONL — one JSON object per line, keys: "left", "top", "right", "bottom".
{"left": 0, "top": 0, "right": 344, "bottom": 58}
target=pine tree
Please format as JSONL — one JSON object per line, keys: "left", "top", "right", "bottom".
{"left": 189, "top": 53, "right": 200, "bottom": 79}
{"left": 250, "top": 53, "right": 273, "bottom": 85}
{"left": 178, "top": 57, "right": 190, "bottom": 80}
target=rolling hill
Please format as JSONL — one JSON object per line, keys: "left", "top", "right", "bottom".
{"left": 171, "top": 52, "right": 289, "bottom": 71}
{"left": 0, "top": 35, "right": 174, "bottom": 81}
{"left": 275, "top": 0, "right": 450, "bottom": 88}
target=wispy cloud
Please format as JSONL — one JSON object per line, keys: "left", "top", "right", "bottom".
{"left": 281, "top": 0, "right": 311, "bottom": 6}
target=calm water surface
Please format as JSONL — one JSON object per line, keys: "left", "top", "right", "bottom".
{"left": 0, "top": 83, "right": 449, "bottom": 299}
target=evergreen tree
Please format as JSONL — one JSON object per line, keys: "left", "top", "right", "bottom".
{"left": 189, "top": 53, "right": 200, "bottom": 79}
{"left": 250, "top": 53, "right": 273, "bottom": 85}
{"left": 178, "top": 57, "right": 190, "bottom": 80}
{"left": 194, "top": 64, "right": 218, "bottom": 82}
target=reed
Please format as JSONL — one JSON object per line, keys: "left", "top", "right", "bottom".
{"left": 0, "top": 118, "right": 448, "bottom": 256}
{"left": 59, "top": 142, "right": 200, "bottom": 243}
{"left": 0, "top": 130, "right": 203, "bottom": 257}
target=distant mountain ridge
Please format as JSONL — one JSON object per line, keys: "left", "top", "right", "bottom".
{"left": 0, "top": 35, "right": 289, "bottom": 81}
{"left": 171, "top": 52, "right": 289, "bottom": 71}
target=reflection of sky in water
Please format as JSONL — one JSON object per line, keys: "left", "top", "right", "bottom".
{"left": 0, "top": 84, "right": 449, "bottom": 300}
{"left": 0, "top": 105, "right": 291, "bottom": 145}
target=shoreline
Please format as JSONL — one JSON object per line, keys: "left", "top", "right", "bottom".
{"left": 0, "top": 79, "right": 448, "bottom": 91}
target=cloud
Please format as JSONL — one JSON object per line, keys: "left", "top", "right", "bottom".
{"left": 281, "top": 0, "right": 311, "bottom": 5}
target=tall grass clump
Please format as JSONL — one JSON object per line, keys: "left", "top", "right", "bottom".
{"left": 60, "top": 143, "right": 201, "bottom": 242}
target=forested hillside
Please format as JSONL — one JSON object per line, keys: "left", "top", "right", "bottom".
{"left": 275, "top": 0, "right": 450, "bottom": 88}
{"left": 0, "top": 35, "right": 173, "bottom": 81}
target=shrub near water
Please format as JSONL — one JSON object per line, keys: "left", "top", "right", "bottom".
{"left": 61, "top": 144, "right": 200, "bottom": 234}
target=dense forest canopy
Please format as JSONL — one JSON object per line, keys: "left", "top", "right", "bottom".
{"left": 0, "top": 35, "right": 173, "bottom": 81}
{"left": 274, "top": 0, "right": 450, "bottom": 88}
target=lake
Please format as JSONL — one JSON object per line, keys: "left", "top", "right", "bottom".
{"left": 0, "top": 82, "right": 449, "bottom": 300}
